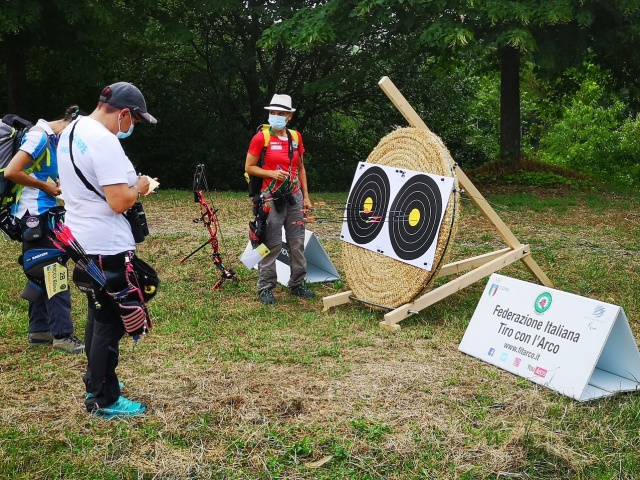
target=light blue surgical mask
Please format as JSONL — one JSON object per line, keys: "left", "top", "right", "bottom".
{"left": 116, "top": 112, "right": 134, "bottom": 139}
{"left": 268, "top": 114, "right": 287, "bottom": 131}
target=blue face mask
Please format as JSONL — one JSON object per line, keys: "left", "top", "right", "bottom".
{"left": 268, "top": 114, "right": 287, "bottom": 131}
{"left": 116, "top": 112, "right": 134, "bottom": 139}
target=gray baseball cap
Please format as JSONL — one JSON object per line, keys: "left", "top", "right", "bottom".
{"left": 99, "top": 82, "right": 157, "bottom": 124}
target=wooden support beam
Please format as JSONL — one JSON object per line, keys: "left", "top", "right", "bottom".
{"left": 381, "top": 245, "right": 530, "bottom": 327}
{"left": 436, "top": 248, "right": 512, "bottom": 278}
{"left": 378, "top": 77, "right": 430, "bottom": 131}
{"left": 322, "top": 290, "right": 353, "bottom": 311}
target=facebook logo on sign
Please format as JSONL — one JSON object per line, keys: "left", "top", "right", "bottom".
{"left": 488, "top": 348, "right": 495, "bottom": 357}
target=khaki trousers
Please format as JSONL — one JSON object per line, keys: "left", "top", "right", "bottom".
{"left": 257, "top": 190, "right": 306, "bottom": 292}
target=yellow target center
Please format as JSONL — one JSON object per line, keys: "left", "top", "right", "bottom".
{"left": 363, "top": 197, "right": 373, "bottom": 213}
{"left": 408, "top": 208, "right": 421, "bottom": 227}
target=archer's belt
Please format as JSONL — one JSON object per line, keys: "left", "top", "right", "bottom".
{"left": 271, "top": 192, "right": 296, "bottom": 212}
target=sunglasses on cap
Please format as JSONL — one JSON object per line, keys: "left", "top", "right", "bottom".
{"left": 120, "top": 109, "right": 143, "bottom": 124}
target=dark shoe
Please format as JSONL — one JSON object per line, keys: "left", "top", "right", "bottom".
{"left": 290, "top": 284, "right": 315, "bottom": 299}
{"left": 28, "top": 331, "right": 54, "bottom": 346}
{"left": 52, "top": 335, "right": 85, "bottom": 354}
{"left": 259, "top": 289, "right": 276, "bottom": 305}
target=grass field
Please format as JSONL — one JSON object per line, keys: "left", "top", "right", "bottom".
{"left": 0, "top": 185, "right": 639, "bottom": 479}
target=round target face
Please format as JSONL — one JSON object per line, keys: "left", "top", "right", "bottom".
{"left": 346, "top": 166, "right": 390, "bottom": 245}
{"left": 388, "top": 174, "right": 443, "bottom": 261}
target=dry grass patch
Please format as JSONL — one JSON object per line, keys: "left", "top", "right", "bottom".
{"left": 1, "top": 188, "right": 639, "bottom": 479}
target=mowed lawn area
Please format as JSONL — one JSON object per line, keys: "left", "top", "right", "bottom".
{"left": 1, "top": 186, "right": 639, "bottom": 479}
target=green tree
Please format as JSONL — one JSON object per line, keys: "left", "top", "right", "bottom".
{"left": 267, "top": 0, "right": 640, "bottom": 165}
{"left": 0, "top": 0, "right": 159, "bottom": 118}
{"left": 136, "top": 0, "right": 409, "bottom": 189}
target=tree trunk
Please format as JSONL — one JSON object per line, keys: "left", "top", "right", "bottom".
{"left": 500, "top": 45, "right": 521, "bottom": 164}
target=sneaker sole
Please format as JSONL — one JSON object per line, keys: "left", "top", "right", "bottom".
{"left": 28, "top": 333, "right": 54, "bottom": 346}
{"left": 95, "top": 407, "right": 146, "bottom": 419}
{"left": 52, "top": 345, "right": 85, "bottom": 354}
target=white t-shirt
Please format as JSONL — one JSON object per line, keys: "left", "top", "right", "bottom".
{"left": 57, "top": 116, "right": 137, "bottom": 255}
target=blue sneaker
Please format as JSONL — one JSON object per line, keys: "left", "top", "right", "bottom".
{"left": 94, "top": 396, "right": 146, "bottom": 419}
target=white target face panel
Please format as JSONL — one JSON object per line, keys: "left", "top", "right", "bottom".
{"left": 340, "top": 162, "right": 454, "bottom": 270}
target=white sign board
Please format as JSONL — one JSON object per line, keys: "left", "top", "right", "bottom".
{"left": 241, "top": 228, "right": 340, "bottom": 285}
{"left": 340, "top": 162, "right": 454, "bottom": 270}
{"left": 459, "top": 274, "right": 640, "bottom": 401}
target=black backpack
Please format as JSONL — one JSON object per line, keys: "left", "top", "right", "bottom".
{"left": 0, "top": 114, "right": 33, "bottom": 241}
{"left": 0, "top": 114, "right": 33, "bottom": 206}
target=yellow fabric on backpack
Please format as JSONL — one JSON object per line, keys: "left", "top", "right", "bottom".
{"left": 260, "top": 124, "right": 300, "bottom": 148}
{"left": 244, "top": 126, "right": 301, "bottom": 192}
{"left": 5, "top": 142, "right": 50, "bottom": 206}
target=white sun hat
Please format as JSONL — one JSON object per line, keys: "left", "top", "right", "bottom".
{"left": 264, "top": 94, "right": 295, "bottom": 112}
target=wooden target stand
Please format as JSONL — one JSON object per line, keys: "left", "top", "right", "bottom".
{"left": 322, "top": 76, "right": 553, "bottom": 330}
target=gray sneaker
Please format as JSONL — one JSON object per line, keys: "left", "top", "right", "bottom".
{"left": 28, "top": 331, "right": 54, "bottom": 346}
{"left": 290, "top": 284, "right": 315, "bottom": 299}
{"left": 52, "top": 335, "right": 85, "bottom": 354}
{"left": 259, "top": 289, "right": 276, "bottom": 305}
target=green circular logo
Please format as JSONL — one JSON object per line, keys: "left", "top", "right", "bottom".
{"left": 535, "top": 292, "right": 553, "bottom": 313}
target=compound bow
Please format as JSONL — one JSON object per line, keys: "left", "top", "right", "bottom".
{"left": 181, "top": 164, "right": 238, "bottom": 290}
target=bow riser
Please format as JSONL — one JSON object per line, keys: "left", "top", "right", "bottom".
{"left": 181, "top": 165, "right": 239, "bottom": 290}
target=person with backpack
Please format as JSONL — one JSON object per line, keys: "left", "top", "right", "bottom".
{"left": 4, "top": 105, "right": 85, "bottom": 354}
{"left": 57, "top": 82, "right": 157, "bottom": 419}
{"left": 244, "top": 94, "right": 315, "bottom": 305}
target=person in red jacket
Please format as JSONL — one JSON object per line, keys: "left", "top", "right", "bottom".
{"left": 245, "top": 94, "right": 314, "bottom": 305}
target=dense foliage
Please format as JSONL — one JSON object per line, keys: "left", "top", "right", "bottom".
{"left": 538, "top": 63, "right": 640, "bottom": 185}
{"left": 1, "top": 1, "right": 639, "bottom": 190}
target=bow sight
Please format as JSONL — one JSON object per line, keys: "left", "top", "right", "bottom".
{"left": 180, "top": 164, "right": 238, "bottom": 290}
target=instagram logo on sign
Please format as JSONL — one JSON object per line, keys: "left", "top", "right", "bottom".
{"left": 513, "top": 358, "right": 521, "bottom": 367}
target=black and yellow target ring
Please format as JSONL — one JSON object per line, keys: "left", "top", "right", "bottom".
{"left": 344, "top": 165, "right": 391, "bottom": 245}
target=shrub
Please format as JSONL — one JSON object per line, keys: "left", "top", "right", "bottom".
{"left": 537, "top": 66, "right": 640, "bottom": 186}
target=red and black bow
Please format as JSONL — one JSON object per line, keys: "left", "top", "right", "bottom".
{"left": 181, "top": 164, "right": 238, "bottom": 290}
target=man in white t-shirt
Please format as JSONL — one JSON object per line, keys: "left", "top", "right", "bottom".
{"left": 57, "top": 82, "right": 157, "bottom": 419}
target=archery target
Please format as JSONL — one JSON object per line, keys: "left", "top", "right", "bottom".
{"left": 341, "top": 127, "right": 460, "bottom": 309}
{"left": 345, "top": 165, "right": 390, "bottom": 245}
{"left": 340, "top": 162, "right": 453, "bottom": 270}
{"left": 388, "top": 174, "right": 443, "bottom": 262}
